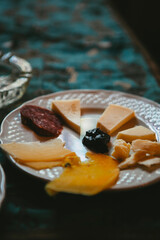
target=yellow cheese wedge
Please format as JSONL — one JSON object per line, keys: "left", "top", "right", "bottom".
{"left": 117, "top": 126, "right": 156, "bottom": 142}
{"left": 97, "top": 104, "right": 135, "bottom": 135}
{"left": 52, "top": 99, "right": 80, "bottom": 133}
{"left": 111, "top": 139, "right": 131, "bottom": 160}
{"left": 0, "top": 139, "right": 72, "bottom": 162}
{"left": 45, "top": 152, "right": 119, "bottom": 196}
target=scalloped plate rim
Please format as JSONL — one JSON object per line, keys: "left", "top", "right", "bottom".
{"left": 0, "top": 164, "right": 5, "bottom": 207}
{"left": 1, "top": 89, "right": 160, "bottom": 191}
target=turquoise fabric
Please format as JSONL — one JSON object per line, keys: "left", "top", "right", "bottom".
{"left": 0, "top": 0, "right": 160, "bottom": 102}
{"left": 0, "top": 0, "right": 160, "bottom": 239}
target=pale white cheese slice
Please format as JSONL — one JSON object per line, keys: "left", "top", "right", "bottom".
{"left": 138, "top": 157, "right": 160, "bottom": 168}
{"left": 0, "top": 139, "right": 71, "bottom": 162}
{"left": 117, "top": 126, "right": 156, "bottom": 142}
{"left": 97, "top": 104, "right": 135, "bottom": 135}
{"left": 132, "top": 139, "right": 160, "bottom": 155}
{"left": 52, "top": 99, "right": 80, "bottom": 133}
{"left": 118, "top": 151, "right": 147, "bottom": 169}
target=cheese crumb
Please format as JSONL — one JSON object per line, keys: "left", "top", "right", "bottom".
{"left": 112, "top": 139, "right": 131, "bottom": 161}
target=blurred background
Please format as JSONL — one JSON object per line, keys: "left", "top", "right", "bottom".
{"left": 112, "top": 0, "right": 160, "bottom": 68}
{"left": 1, "top": 0, "right": 160, "bottom": 100}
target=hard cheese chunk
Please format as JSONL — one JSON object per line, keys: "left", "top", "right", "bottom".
{"left": 117, "top": 126, "right": 156, "bottom": 142}
{"left": 97, "top": 104, "right": 135, "bottom": 134}
{"left": 52, "top": 99, "right": 80, "bottom": 133}
{"left": 45, "top": 152, "right": 119, "bottom": 196}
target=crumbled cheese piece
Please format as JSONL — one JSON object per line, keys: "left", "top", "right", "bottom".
{"left": 119, "top": 139, "right": 160, "bottom": 169}
{"left": 112, "top": 139, "right": 131, "bottom": 160}
{"left": 119, "top": 151, "right": 148, "bottom": 169}
{"left": 132, "top": 139, "right": 160, "bottom": 155}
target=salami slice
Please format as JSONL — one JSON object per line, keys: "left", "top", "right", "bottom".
{"left": 20, "top": 105, "right": 63, "bottom": 137}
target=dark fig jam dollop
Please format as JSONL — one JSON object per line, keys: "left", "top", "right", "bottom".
{"left": 82, "top": 128, "right": 110, "bottom": 153}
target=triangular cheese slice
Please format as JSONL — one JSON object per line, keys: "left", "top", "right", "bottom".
{"left": 52, "top": 99, "right": 80, "bottom": 133}
{"left": 117, "top": 126, "right": 156, "bottom": 142}
{"left": 97, "top": 104, "right": 135, "bottom": 135}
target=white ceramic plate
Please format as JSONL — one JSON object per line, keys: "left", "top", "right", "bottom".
{"left": 0, "top": 165, "right": 5, "bottom": 206}
{"left": 1, "top": 90, "right": 160, "bottom": 190}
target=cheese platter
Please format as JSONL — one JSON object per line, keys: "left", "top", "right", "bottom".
{"left": 1, "top": 90, "right": 160, "bottom": 194}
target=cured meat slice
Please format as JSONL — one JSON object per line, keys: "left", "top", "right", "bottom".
{"left": 20, "top": 105, "right": 63, "bottom": 137}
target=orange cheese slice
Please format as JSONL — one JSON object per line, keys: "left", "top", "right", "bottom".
{"left": 97, "top": 104, "right": 135, "bottom": 134}
{"left": 52, "top": 99, "right": 80, "bottom": 133}
{"left": 45, "top": 152, "right": 119, "bottom": 196}
{"left": 117, "top": 126, "right": 156, "bottom": 142}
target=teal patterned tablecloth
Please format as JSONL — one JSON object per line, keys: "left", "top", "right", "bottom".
{"left": 0, "top": 0, "right": 160, "bottom": 239}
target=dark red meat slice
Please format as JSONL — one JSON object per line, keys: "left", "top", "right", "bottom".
{"left": 20, "top": 105, "right": 63, "bottom": 137}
